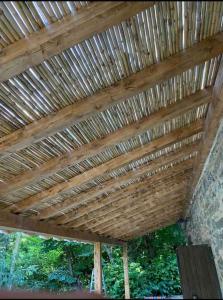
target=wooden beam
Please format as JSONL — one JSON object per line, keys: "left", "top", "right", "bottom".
{"left": 0, "top": 2, "right": 154, "bottom": 82}
{"left": 54, "top": 181, "right": 188, "bottom": 233}
{"left": 0, "top": 212, "right": 124, "bottom": 246}
{"left": 56, "top": 178, "right": 190, "bottom": 229}
{"left": 1, "top": 30, "right": 222, "bottom": 156}
{"left": 121, "top": 214, "right": 181, "bottom": 240}
{"left": 106, "top": 204, "right": 184, "bottom": 239}
{"left": 94, "top": 207, "right": 184, "bottom": 241}
{"left": 91, "top": 190, "right": 186, "bottom": 235}
{"left": 120, "top": 209, "right": 183, "bottom": 240}
{"left": 123, "top": 245, "right": 130, "bottom": 299}
{"left": 80, "top": 193, "right": 185, "bottom": 233}
{"left": 38, "top": 138, "right": 200, "bottom": 220}
{"left": 94, "top": 242, "right": 102, "bottom": 295}
{"left": 0, "top": 88, "right": 210, "bottom": 196}
{"left": 53, "top": 159, "right": 193, "bottom": 226}
{"left": 114, "top": 204, "right": 184, "bottom": 239}
{"left": 7, "top": 120, "right": 203, "bottom": 214}
{"left": 66, "top": 176, "right": 189, "bottom": 230}
{"left": 185, "top": 58, "right": 223, "bottom": 216}
{"left": 58, "top": 172, "right": 190, "bottom": 229}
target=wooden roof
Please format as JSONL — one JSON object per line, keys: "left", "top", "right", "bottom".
{"left": 0, "top": 1, "right": 223, "bottom": 245}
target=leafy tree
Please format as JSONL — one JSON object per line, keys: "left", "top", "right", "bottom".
{"left": 0, "top": 224, "right": 186, "bottom": 298}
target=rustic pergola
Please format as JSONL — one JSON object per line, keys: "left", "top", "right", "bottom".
{"left": 0, "top": 1, "right": 223, "bottom": 297}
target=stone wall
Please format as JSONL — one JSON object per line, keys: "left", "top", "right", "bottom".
{"left": 186, "top": 118, "right": 223, "bottom": 293}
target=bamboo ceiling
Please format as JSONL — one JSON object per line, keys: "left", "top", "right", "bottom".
{"left": 0, "top": 1, "right": 223, "bottom": 243}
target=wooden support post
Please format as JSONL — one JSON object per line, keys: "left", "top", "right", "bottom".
{"left": 123, "top": 244, "right": 130, "bottom": 299}
{"left": 94, "top": 242, "right": 102, "bottom": 295}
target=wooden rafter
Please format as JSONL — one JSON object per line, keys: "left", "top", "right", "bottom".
{"left": 67, "top": 187, "right": 186, "bottom": 232}
{"left": 0, "top": 2, "right": 154, "bottom": 82}
{"left": 6, "top": 119, "right": 203, "bottom": 214}
{"left": 86, "top": 192, "right": 186, "bottom": 235}
{"left": 55, "top": 160, "right": 193, "bottom": 226}
{"left": 53, "top": 177, "right": 189, "bottom": 231}
{"left": 38, "top": 139, "right": 200, "bottom": 220}
{"left": 84, "top": 182, "right": 187, "bottom": 233}
{"left": 113, "top": 203, "right": 184, "bottom": 238}
{"left": 0, "top": 211, "right": 124, "bottom": 245}
{"left": 120, "top": 214, "right": 182, "bottom": 240}
{"left": 0, "top": 2, "right": 222, "bottom": 243}
{"left": 185, "top": 57, "right": 223, "bottom": 215}
{"left": 63, "top": 171, "right": 191, "bottom": 229}
{"left": 0, "top": 88, "right": 211, "bottom": 196}
{"left": 100, "top": 201, "right": 184, "bottom": 237}
{"left": 1, "top": 32, "right": 223, "bottom": 156}
{"left": 120, "top": 205, "right": 184, "bottom": 239}
{"left": 71, "top": 189, "right": 184, "bottom": 231}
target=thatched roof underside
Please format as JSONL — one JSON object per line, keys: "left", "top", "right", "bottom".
{"left": 0, "top": 1, "right": 223, "bottom": 242}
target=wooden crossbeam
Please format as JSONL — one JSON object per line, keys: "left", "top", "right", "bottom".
{"left": 1, "top": 30, "right": 222, "bottom": 156}
{"left": 38, "top": 137, "right": 200, "bottom": 220}
{"left": 185, "top": 58, "right": 223, "bottom": 215}
{"left": 64, "top": 169, "right": 191, "bottom": 229}
{"left": 89, "top": 193, "right": 185, "bottom": 235}
{"left": 0, "top": 2, "right": 154, "bottom": 82}
{"left": 107, "top": 215, "right": 182, "bottom": 241}
{"left": 102, "top": 201, "right": 184, "bottom": 238}
{"left": 52, "top": 156, "right": 194, "bottom": 226}
{"left": 88, "top": 185, "right": 187, "bottom": 234}
{"left": 7, "top": 120, "right": 203, "bottom": 214}
{"left": 0, "top": 88, "right": 210, "bottom": 197}
{"left": 0, "top": 212, "right": 124, "bottom": 246}
{"left": 57, "top": 162, "right": 192, "bottom": 227}
{"left": 56, "top": 172, "right": 192, "bottom": 228}
{"left": 78, "top": 192, "right": 185, "bottom": 233}
{"left": 113, "top": 203, "right": 184, "bottom": 238}
{"left": 54, "top": 176, "right": 189, "bottom": 231}
{"left": 120, "top": 214, "right": 181, "bottom": 240}
{"left": 120, "top": 207, "right": 183, "bottom": 240}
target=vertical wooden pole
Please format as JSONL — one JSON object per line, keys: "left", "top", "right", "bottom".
{"left": 123, "top": 244, "right": 130, "bottom": 299}
{"left": 94, "top": 242, "right": 102, "bottom": 294}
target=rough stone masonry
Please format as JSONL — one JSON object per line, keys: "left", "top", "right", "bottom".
{"left": 186, "top": 118, "right": 223, "bottom": 293}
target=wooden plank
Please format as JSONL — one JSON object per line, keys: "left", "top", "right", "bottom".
{"left": 177, "top": 245, "right": 222, "bottom": 299}
{"left": 92, "top": 199, "right": 183, "bottom": 236}
{"left": 118, "top": 205, "right": 185, "bottom": 239}
{"left": 109, "top": 205, "right": 183, "bottom": 239}
{"left": 52, "top": 163, "right": 192, "bottom": 228}
{"left": 94, "top": 242, "right": 102, "bottom": 295}
{"left": 92, "top": 193, "right": 185, "bottom": 235}
{"left": 38, "top": 138, "right": 200, "bottom": 220}
{"left": 123, "top": 245, "right": 130, "bottom": 299}
{"left": 68, "top": 173, "right": 190, "bottom": 229}
{"left": 1, "top": 30, "right": 223, "bottom": 156}
{"left": 7, "top": 120, "right": 203, "bottom": 214}
{"left": 75, "top": 189, "right": 183, "bottom": 231}
{"left": 68, "top": 177, "right": 189, "bottom": 231}
{"left": 62, "top": 179, "right": 188, "bottom": 230}
{"left": 0, "top": 212, "right": 124, "bottom": 246}
{"left": 54, "top": 160, "right": 193, "bottom": 226}
{"left": 185, "top": 58, "right": 223, "bottom": 215}
{"left": 122, "top": 219, "right": 180, "bottom": 240}
{"left": 0, "top": 88, "right": 210, "bottom": 196}
{"left": 121, "top": 215, "right": 181, "bottom": 240}
{"left": 0, "top": 2, "right": 154, "bottom": 82}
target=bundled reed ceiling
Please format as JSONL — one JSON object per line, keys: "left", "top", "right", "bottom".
{"left": 0, "top": 1, "right": 223, "bottom": 244}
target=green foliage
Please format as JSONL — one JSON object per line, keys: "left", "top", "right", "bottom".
{"left": 103, "top": 224, "right": 186, "bottom": 299}
{"left": 0, "top": 224, "right": 186, "bottom": 298}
